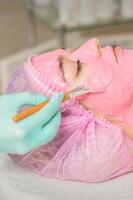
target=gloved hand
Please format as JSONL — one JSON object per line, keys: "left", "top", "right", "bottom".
{"left": 0, "top": 92, "right": 64, "bottom": 154}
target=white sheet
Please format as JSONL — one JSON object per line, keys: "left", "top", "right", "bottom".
{"left": 0, "top": 154, "right": 133, "bottom": 200}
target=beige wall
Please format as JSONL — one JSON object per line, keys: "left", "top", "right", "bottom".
{"left": 0, "top": 0, "right": 54, "bottom": 59}
{"left": 1, "top": 0, "right": 133, "bottom": 59}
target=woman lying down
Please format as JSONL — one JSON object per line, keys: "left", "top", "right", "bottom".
{"left": 7, "top": 38, "right": 133, "bottom": 183}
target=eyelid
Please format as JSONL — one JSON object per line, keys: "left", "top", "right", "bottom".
{"left": 77, "top": 60, "right": 82, "bottom": 76}
{"left": 58, "top": 56, "right": 63, "bottom": 66}
{"left": 58, "top": 57, "right": 66, "bottom": 82}
{"left": 58, "top": 56, "right": 65, "bottom": 73}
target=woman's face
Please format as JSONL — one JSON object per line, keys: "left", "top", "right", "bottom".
{"left": 33, "top": 38, "right": 120, "bottom": 92}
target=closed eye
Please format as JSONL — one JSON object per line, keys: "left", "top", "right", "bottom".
{"left": 58, "top": 56, "right": 83, "bottom": 83}
{"left": 58, "top": 56, "right": 66, "bottom": 82}
{"left": 77, "top": 60, "right": 82, "bottom": 76}
{"left": 112, "top": 46, "right": 118, "bottom": 63}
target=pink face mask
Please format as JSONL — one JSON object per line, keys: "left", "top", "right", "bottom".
{"left": 7, "top": 38, "right": 133, "bottom": 183}
{"left": 33, "top": 39, "right": 113, "bottom": 93}
{"left": 32, "top": 38, "right": 133, "bottom": 124}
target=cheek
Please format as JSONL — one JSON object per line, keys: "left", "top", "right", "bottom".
{"left": 66, "top": 64, "right": 89, "bottom": 89}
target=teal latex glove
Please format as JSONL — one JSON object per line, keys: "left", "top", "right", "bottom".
{"left": 0, "top": 92, "right": 64, "bottom": 154}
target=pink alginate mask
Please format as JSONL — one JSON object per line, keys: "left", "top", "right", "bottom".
{"left": 7, "top": 38, "right": 133, "bottom": 183}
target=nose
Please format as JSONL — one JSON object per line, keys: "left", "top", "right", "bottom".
{"left": 90, "top": 38, "right": 101, "bottom": 56}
